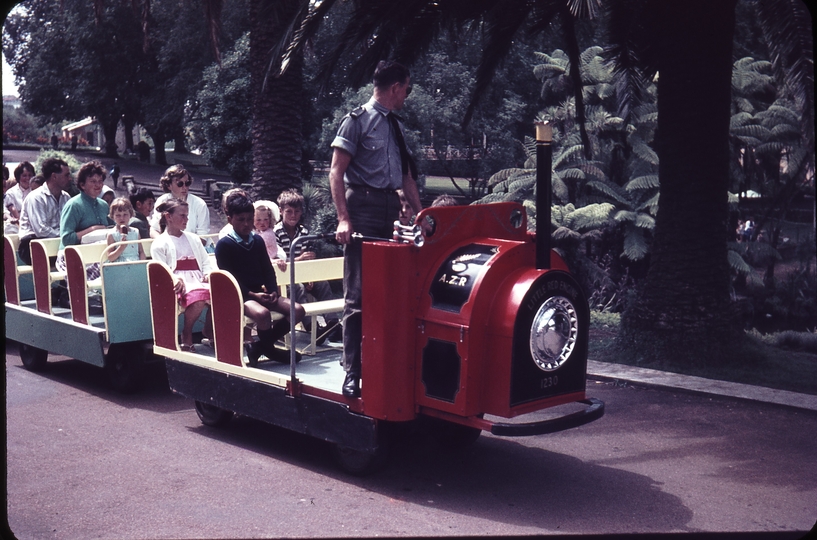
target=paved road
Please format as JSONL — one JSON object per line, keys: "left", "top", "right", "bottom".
{"left": 5, "top": 343, "right": 816, "bottom": 539}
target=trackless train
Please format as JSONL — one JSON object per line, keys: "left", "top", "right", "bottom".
{"left": 5, "top": 123, "right": 604, "bottom": 473}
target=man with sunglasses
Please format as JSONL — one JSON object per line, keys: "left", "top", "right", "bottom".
{"left": 150, "top": 165, "right": 210, "bottom": 241}
{"left": 329, "top": 60, "right": 426, "bottom": 398}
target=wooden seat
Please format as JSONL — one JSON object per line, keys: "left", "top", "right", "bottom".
{"left": 64, "top": 242, "right": 115, "bottom": 324}
{"left": 3, "top": 234, "right": 33, "bottom": 305}
{"left": 29, "top": 237, "right": 64, "bottom": 314}
{"left": 276, "top": 257, "right": 344, "bottom": 355}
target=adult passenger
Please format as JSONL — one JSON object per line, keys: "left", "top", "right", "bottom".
{"left": 151, "top": 165, "right": 210, "bottom": 242}
{"left": 5, "top": 161, "right": 35, "bottom": 221}
{"left": 17, "top": 158, "right": 72, "bottom": 264}
{"left": 329, "top": 60, "right": 426, "bottom": 398}
{"left": 56, "top": 160, "right": 113, "bottom": 277}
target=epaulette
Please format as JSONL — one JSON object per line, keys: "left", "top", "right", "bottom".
{"left": 349, "top": 106, "right": 365, "bottom": 118}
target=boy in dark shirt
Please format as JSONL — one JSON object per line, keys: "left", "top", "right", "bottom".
{"left": 215, "top": 193, "right": 305, "bottom": 366}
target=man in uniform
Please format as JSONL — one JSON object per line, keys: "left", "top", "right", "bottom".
{"left": 329, "top": 60, "right": 426, "bottom": 398}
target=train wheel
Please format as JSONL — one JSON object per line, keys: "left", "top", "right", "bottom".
{"left": 105, "top": 343, "right": 146, "bottom": 393}
{"left": 421, "top": 416, "right": 482, "bottom": 448}
{"left": 19, "top": 343, "right": 48, "bottom": 371}
{"left": 332, "top": 444, "right": 387, "bottom": 476}
{"left": 194, "top": 401, "right": 234, "bottom": 427}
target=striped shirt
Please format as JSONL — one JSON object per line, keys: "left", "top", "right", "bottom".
{"left": 273, "top": 222, "right": 311, "bottom": 258}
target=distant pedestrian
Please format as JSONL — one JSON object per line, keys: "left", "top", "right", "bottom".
{"left": 110, "top": 162, "right": 120, "bottom": 188}
{"left": 51, "top": 133, "right": 59, "bottom": 150}
{"left": 71, "top": 134, "right": 78, "bottom": 151}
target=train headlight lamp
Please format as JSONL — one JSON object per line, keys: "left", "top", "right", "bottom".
{"left": 529, "top": 296, "right": 578, "bottom": 371}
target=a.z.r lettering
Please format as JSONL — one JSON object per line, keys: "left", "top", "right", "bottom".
{"left": 438, "top": 274, "right": 468, "bottom": 287}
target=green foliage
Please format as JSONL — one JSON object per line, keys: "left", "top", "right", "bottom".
{"left": 34, "top": 150, "right": 82, "bottom": 196}
{"left": 189, "top": 33, "right": 252, "bottom": 182}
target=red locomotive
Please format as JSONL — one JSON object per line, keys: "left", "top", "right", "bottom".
{"left": 150, "top": 193, "right": 603, "bottom": 473}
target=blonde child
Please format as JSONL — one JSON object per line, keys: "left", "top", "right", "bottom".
{"left": 150, "top": 198, "right": 213, "bottom": 352}
{"left": 253, "top": 200, "right": 287, "bottom": 271}
{"left": 106, "top": 197, "right": 146, "bottom": 263}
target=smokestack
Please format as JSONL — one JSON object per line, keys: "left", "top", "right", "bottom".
{"left": 535, "top": 121, "right": 552, "bottom": 270}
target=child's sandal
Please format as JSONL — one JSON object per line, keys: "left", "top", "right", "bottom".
{"left": 181, "top": 344, "right": 196, "bottom": 353}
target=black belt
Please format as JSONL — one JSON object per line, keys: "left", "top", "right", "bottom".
{"left": 347, "top": 184, "right": 398, "bottom": 195}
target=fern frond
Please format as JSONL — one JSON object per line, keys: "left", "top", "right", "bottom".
{"left": 637, "top": 193, "right": 660, "bottom": 214}
{"left": 552, "top": 175, "right": 569, "bottom": 203}
{"left": 731, "top": 124, "right": 769, "bottom": 139}
{"left": 727, "top": 249, "right": 753, "bottom": 276}
{"left": 630, "top": 137, "right": 659, "bottom": 165}
{"left": 568, "top": 203, "right": 614, "bottom": 231}
{"left": 622, "top": 224, "right": 649, "bottom": 261}
{"left": 587, "top": 179, "right": 630, "bottom": 206}
{"left": 553, "top": 226, "right": 581, "bottom": 241}
{"left": 614, "top": 209, "right": 637, "bottom": 223}
{"left": 558, "top": 168, "right": 586, "bottom": 181}
{"left": 488, "top": 168, "right": 530, "bottom": 188}
{"left": 625, "top": 174, "right": 659, "bottom": 191}
{"left": 635, "top": 213, "right": 655, "bottom": 229}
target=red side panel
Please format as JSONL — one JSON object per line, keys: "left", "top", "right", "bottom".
{"left": 4, "top": 236, "right": 19, "bottom": 305}
{"left": 147, "top": 262, "right": 179, "bottom": 351}
{"left": 208, "top": 271, "right": 244, "bottom": 367}
{"left": 64, "top": 247, "right": 88, "bottom": 325}
{"left": 361, "top": 242, "right": 417, "bottom": 421}
{"left": 31, "top": 241, "right": 52, "bottom": 314}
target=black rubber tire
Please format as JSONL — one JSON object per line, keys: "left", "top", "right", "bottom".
{"left": 332, "top": 444, "right": 388, "bottom": 476}
{"left": 194, "top": 401, "right": 234, "bottom": 427}
{"left": 105, "top": 343, "right": 147, "bottom": 393}
{"left": 19, "top": 343, "right": 48, "bottom": 371}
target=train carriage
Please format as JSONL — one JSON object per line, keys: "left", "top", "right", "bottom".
{"left": 151, "top": 201, "right": 604, "bottom": 474}
{"left": 4, "top": 233, "right": 214, "bottom": 392}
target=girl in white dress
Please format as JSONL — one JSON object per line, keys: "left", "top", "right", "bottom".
{"left": 150, "top": 198, "right": 213, "bottom": 352}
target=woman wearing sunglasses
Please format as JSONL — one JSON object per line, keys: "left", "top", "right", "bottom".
{"left": 149, "top": 165, "right": 211, "bottom": 241}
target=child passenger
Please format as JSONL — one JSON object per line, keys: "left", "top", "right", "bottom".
{"left": 105, "top": 197, "right": 145, "bottom": 263}
{"left": 150, "top": 198, "right": 213, "bottom": 352}
{"left": 215, "top": 193, "right": 305, "bottom": 367}
{"left": 253, "top": 200, "right": 287, "bottom": 271}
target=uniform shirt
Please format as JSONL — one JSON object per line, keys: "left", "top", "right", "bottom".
{"left": 331, "top": 97, "right": 411, "bottom": 190}
{"left": 18, "top": 184, "right": 71, "bottom": 239}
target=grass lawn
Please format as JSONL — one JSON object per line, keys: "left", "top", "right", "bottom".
{"left": 589, "top": 313, "right": 817, "bottom": 396}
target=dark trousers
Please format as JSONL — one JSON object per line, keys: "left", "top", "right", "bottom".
{"left": 342, "top": 187, "right": 400, "bottom": 375}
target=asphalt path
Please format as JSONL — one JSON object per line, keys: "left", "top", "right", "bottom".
{"left": 5, "top": 343, "right": 816, "bottom": 539}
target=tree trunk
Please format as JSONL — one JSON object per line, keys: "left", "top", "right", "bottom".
{"left": 122, "top": 115, "right": 135, "bottom": 153}
{"left": 150, "top": 132, "right": 168, "bottom": 166}
{"left": 249, "top": 0, "right": 303, "bottom": 200}
{"left": 618, "top": 0, "right": 742, "bottom": 367}
{"left": 102, "top": 120, "right": 119, "bottom": 158}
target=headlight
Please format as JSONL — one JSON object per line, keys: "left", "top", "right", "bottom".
{"left": 529, "top": 296, "right": 578, "bottom": 371}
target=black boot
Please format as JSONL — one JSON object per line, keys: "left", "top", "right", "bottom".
{"left": 245, "top": 341, "right": 261, "bottom": 368}
{"left": 258, "top": 325, "right": 301, "bottom": 364}
{"left": 342, "top": 370, "right": 360, "bottom": 398}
